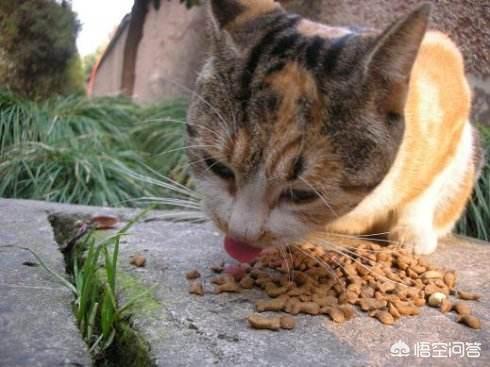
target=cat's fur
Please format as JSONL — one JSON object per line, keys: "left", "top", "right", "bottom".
{"left": 186, "top": 0, "right": 483, "bottom": 254}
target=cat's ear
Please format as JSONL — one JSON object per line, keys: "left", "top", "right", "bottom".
{"left": 209, "top": 0, "right": 246, "bottom": 30}
{"left": 363, "top": 3, "right": 431, "bottom": 113}
{"left": 209, "top": 0, "right": 282, "bottom": 43}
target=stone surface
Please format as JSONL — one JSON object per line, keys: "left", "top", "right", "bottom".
{"left": 0, "top": 200, "right": 91, "bottom": 367}
{"left": 0, "top": 198, "right": 489, "bottom": 366}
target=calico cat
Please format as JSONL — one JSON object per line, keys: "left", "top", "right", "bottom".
{"left": 186, "top": 0, "right": 483, "bottom": 261}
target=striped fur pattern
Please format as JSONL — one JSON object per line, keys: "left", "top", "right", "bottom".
{"left": 186, "top": 0, "right": 482, "bottom": 254}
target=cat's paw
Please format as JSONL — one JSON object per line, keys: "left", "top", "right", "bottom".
{"left": 388, "top": 226, "right": 438, "bottom": 255}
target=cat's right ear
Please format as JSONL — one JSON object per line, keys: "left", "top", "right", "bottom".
{"left": 363, "top": 3, "right": 431, "bottom": 114}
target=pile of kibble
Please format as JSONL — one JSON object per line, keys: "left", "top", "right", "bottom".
{"left": 186, "top": 242, "right": 481, "bottom": 331}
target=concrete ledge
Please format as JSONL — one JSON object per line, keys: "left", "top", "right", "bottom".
{"left": 0, "top": 199, "right": 488, "bottom": 366}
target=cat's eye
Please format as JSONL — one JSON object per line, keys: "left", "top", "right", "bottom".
{"left": 281, "top": 189, "right": 319, "bottom": 204}
{"left": 205, "top": 157, "right": 235, "bottom": 180}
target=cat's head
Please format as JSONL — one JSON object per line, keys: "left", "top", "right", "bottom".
{"left": 186, "top": 0, "right": 430, "bottom": 250}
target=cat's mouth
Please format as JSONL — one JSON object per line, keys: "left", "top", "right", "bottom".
{"left": 224, "top": 236, "right": 263, "bottom": 263}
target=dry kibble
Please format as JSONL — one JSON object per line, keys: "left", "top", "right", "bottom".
{"left": 185, "top": 240, "right": 480, "bottom": 333}
{"left": 189, "top": 280, "right": 204, "bottom": 296}
{"left": 265, "top": 284, "right": 290, "bottom": 298}
{"left": 185, "top": 270, "right": 201, "bottom": 280}
{"left": 215, "top": 281, "right": 240, "bottom": 293}
{"left": 457, "top": 290, "right": 480, "bottom": 301}
{"left": 130, "top": 255, "right": 146, "bottom": 267}
{"left": 373, "top": 310, "right": 395, "bottom": 325}
{"left": 256, "top": 297, "right": 287, "bottom": 312}
{"left": 239, "top": 275, "right": 255, "bottom": 289}
{"left": 323, "top": 306, "right": 345, "bottom": 323}
{"left": 210, "top": 261, "right": 224, "bottom": 273}
{"left": 422, "top": 270, "right": 443, "bottom": 280}
{"left": 443, "top": 271, "right": 456, "bottom": 289}
{"left": 453, "top": 302, "right": 472, "bottom": 316}
{"left": 378, "top": 281, "right": 396, "bottom": 293}
{"left": 440, "top": 299, "right": 452, "bottom": 313}
{"left": 279, "top": 315, "right": 296, "bottom": 330}
{"left": 428, "top": 292, "right": 446, "bottom": 307}
{"left": 247, "top": 314, "right": 280, "bottom": 331}
{"left": 291, "top": 301, "right": 320, "bottom": 315}
{"left": 338, "top": 304, "right": 355, "bottom": 320}
{"left": 358, "top": 298, "right": 387, "bottom": 311}
{"left": 388, "top": 303, "right": 401, "bottom": 318}
{"left": 394, "top": 301, "right": 419, "bottom": 316}
{"left": 457, "top": 315, "right": 481, "bottom": 329}
{"left": 212, "top": 274, "right": 233, "bottom": 285}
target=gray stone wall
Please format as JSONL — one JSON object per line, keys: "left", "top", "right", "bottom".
{"left": 91, "top": 25, "right": 129, "bottom": 97}
{"left": 132, "top": 1, "right": 208, "bottom": 103}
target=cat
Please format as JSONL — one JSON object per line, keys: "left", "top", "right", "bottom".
{"left": 186, "top": 0, "right": 483, "bottom": 261}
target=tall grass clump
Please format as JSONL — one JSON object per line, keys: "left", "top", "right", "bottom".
{"left": 0, "top": 90, "right": 195, "bottom": 208}
{"left": 457, "top": 126, "right": 490, "bottom": 241}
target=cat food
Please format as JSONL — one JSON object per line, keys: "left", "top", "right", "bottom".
{"left": 187, "top": 242, "right": 482, "bottom": 331}
{"left": 215, "top": 280, "right": 241, "bottom": 294}
{"left": 453, "top": 302, "right": 472, "bottom": 315}
{"left": 189, "top": 280, "right": 204, "bottom": 296}
{"left": 247, "top": 314, "right": 281, "bottom": 331}
{"left": 440, "top": 299, "right": 452, "bottom": 313}
{"left": 279, "top": 315, "right": 296, "bottom": 330}
{"left": 457, "top": 290, "right": 480, "bottom": 301}
{"left": 186, "top": 270, "right": 201, "bottom": 280}
{"left": 130, "top": 254, "right": 146, "bottom": 267}
{"left": 457, "top": 315, "right": 481, "bottom": 329}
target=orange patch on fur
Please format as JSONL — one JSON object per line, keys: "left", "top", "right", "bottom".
{"left": 433, "top": 164, "right": 475, "bottom": 231}
{"left": 229, "top": 0, "right": 281, "bottom": 28}
{"left": 264, "top": 62, "right": 321, "bottom": 178}
{"left": 396, "top": 31, "right": 471, "bottom": 205}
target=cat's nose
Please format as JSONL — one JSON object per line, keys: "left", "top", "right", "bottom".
{"left": 228, "top": 206, "right": 266, "bottom": 244}
{"left": 227, "top": 227, "right": 264, "bottom": 244}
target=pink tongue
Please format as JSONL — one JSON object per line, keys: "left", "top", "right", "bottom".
{"left": 224, "top": 237, "right": 262, "bottom": 263}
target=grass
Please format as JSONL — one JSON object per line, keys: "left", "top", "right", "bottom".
{"left": 13, "top": 210, "right": 153, "bottom": 359}
{"left": 0, "top": 90, "right": 194, "bottom": 208}
{"left": 456, "top": 126, "right": 490, "bottom": 241}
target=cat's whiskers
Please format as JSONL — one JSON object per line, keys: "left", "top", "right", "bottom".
{"left": 298, "top": 176, "right": 338, "bottom": 217}
{"left": 137, "top": 118, "right": 228, "bottom": 145}
{"left": 277, "top": 246, "right": 293, "bottom": 284}
{"left": 154, "top": 144, "right": 217, "bottom": 157}
{"left": 322, "top": 231, "right": 402, "bottom": 247}
{"left": 113, "top": 163, "right": 200, "bottom": 199}
{"left": 292, "top": 245, "right": 340, "bottom": 283}
{"left": 148, "top": 75, "right": 233, "bottom": 140}
{"left": 122, "top": 196, "right": 201, "bottom": 210}
{"left": 308, "top": 237, "right": 408, "bottom": 287}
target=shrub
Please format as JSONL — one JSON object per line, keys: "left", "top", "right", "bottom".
{"left": 0, "top": 90, "right": 196, "bottom": 208}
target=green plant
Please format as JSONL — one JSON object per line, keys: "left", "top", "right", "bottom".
{"left": 10, "top": 210, "right": 154, "bottom": 357}
{"left": 456, "top": 126, "right": 490, "bottom": 241}
{"left": 0, "top": 0, "right": 81, "bottom": 99}
{"left": 0, "top": 90, "right": 199, "bottom": 210}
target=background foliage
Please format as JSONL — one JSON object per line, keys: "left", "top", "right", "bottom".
{"left": 0, "top": 0, "right": 83, "bottom": 99}
{"left": 0, "top": 90, "right": 190, "bottom": 207}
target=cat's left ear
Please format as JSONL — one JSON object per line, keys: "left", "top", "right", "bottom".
{"left": 363, "top": 3, "right": 431, "bottom": 113}
{"left": 208, "top": 0, "right": 283, "bottom": 48}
